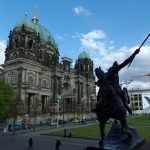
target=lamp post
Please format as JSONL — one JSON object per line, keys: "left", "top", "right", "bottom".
{"left": 24, "top": 83, "right": 31, "bottom": 125}
{"left": 81, "top": 98, "right": 84, "bottom": 120}
{"left": 33, "top": 94, "right": 39, "bottom": 132}
{"left": 62, "top": 95, "right": 65, "bottom": 127}
{"left": 60, "top": 86, "right": 65, "bottom": 126}
{"left": 73, "top": 88, "right": 76, "bottom": 125}
{"left": 56, "top": 95, "right": 61, "bottom": 127}
{"left": 26, "top": 94, "right": 31, "bottom": 126}
{"left": 33, "top": 97, "right": 36, "bottom": 132}
{"left": 90, "top": 94, "right": 95, "bottom": 111}
{"left": 12, "top": 100, "right": 17, "bottom": 135}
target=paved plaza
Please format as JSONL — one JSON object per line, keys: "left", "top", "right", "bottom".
{"left": 0, "top": 130, "right": 96, "bottom": 150}
{"left": 0, "top": 125, "right": 149, "bottom": 150}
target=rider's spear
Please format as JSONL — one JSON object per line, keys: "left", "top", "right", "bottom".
{"left": 128, "top": 33, "right": 150, "bottom": 67}
{"left": 139, "top": 33, "right": 150, "bottom": 49}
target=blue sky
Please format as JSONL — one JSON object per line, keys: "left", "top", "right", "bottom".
{"left": 1, "top": 0, "right": 150, "bottom": 89}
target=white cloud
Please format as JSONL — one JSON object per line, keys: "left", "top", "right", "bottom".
{"left": 82, "top": 30, "right": 106, "bottom": 40}
{"left": 79, "top": 30, "right": 150, "bottom": 89}
{"left": 80, "top": 30, "right": 107, "bottom": 56}
{"left": 0, "top": 40, "right": 6, "bottom": 65}
{"left": 56, "top": 34, "right": 64, "bottom": 40}
{"left": 56, "top": 32, "right": 81, "bottom": 40}
{"left": 73, "top": 6, "right": 91, "bottom": 16}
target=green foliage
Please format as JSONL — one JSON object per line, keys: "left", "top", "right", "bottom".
{"left": 0, "top": 79, "right": 16, "bottom": 121}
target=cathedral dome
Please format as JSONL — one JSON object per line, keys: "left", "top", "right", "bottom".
{"left": 14, "top": 18, "right": 58, "bottom": 49}
{"left": 78, "top": 51, "right": 91, "bottom": 60}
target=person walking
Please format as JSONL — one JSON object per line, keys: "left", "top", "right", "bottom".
{"left": 55, "top": 139, "right": 61, "bottom": 150}
{"left": 28, "top": 137, "right": 33, "bottom": 150}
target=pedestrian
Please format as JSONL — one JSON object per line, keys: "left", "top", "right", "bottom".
{"left": 68, "top": 132, "right": 72, "bottom": 138}
{"left": 64, "top": 129, "right": 67, "bottom": 137}
{"left": 55, "top": 139, "right": 61, "bottom": 150}
{"left": 28, "top": 137, "right": 33, "bottom": 150}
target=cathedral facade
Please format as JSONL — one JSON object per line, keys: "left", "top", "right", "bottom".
{"left": 2, "top": 10, "right": 96, "bottom": 123}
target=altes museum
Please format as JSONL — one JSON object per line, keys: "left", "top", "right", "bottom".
{"left": 1, "top": 9, "right": 96, "bottom": 123}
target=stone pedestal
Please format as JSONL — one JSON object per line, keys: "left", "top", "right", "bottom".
{"left": 86, "top": 124, "right": 145, "bottom": 150}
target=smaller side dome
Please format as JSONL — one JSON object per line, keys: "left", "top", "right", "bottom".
{"left": 78, "top": 51, "right": 91, "bottom": 60}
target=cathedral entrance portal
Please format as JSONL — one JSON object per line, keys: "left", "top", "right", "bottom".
{"left": 27, "top": 93, "right": 35, "bottom": 114}
{"left": 41, "top": 95, "right": 48, "bottom": 112}
{"left": 65, "top": 98, "right": 72, "bottom": 113}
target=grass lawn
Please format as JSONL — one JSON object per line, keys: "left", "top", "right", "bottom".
{"left": 127, "top": 115, "right": 150, "bottom": 141}
{"left": 48, "top": 123, "right": 111, "bottom": 139}
{"left": 133, "top": 126, "right": 150, "bottom": 141}
{"left": 48, "top": 115, "right": 150, "bottom": 141}
{"left": 127, "top": 115, "right": 150, "bottom": 125}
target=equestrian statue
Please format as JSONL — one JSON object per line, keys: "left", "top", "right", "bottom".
{"left": 94, "top": 48, "right": 140, "bottom": 145}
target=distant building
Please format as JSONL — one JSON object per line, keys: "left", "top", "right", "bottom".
{"left": 2, "top": 9, "right": 96, "bottom": 123}
{"left": 128, "top": 89, "right": 150, "bottom": 112}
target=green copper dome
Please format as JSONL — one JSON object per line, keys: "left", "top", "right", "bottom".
{"left": 78, "top": 51, "right": 91, "bottom": 60}
{"left": 14, "top": 18, "right": 58, "bottom": 49}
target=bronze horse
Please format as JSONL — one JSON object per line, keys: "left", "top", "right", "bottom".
{"left": 94, "top": 48, "right": 141, "bottom": 145}
{"left": 95, "top": 83, "right": 131, "bottom": 145}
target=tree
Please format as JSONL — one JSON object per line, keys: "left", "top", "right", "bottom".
{"left": 0, "top": 79, "right": 16, "bottom": 122}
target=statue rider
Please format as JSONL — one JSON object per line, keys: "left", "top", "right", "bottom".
{"left": 94, "top": 48, "right": 140, "bottom": 114}
{"left": 107, "top": 61, "right": 132, "bottom": 114}
{"left": 123, "top": 87, "right": 130, "bottom": 104}
{"left": 95, "top": 67, "right": 105, "bottom": 104}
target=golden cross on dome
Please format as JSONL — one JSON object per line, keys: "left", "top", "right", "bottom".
{"left": 32, "top": 5, "right": 38, "bottom": 24}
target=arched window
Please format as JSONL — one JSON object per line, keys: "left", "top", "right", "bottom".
{"left": 29, "top": 40, "right": 33, "bottom": 49}
{"left": 28, "top": 75, "right": 33, "bottom": 85}
{"left": 10, "top": 75, "right": 15, "bottom": 84}
{"left": 81, "top": 66, "right": 83, "bottom": 72}
{"left": 41, "top": 79, "right": 47, "bottom": 88}
{"left": 49, "top": 55, "right": 52, "bottom": 66}
{"left": 83, "top": 64, "right": 85, "bottom": 71}
{"left": 15, "top": 39, "right": 19, "bottom": 48}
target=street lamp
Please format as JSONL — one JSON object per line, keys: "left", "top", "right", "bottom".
{"left": 33, "top": 98, "right": 36, "bottom": 132}
{"left": 62, "top": 92, "right": 65, "bottom": 127}
{"left": 24, "top": 83, "right": 30, "bottom": 125}
{"left": 56, "top": 95, "right": 61, "bottom": 127}
{"left": 90, "top": 94, "right": 95, "bottom": 111}
{"left": 33, "top": 94, "right": 39, "bottom": 132}
{"left": 81, "top": 98, "right": 84, "bottom": 120}
{"left": 73, "top": 88, "right": 76, "bottom": 125}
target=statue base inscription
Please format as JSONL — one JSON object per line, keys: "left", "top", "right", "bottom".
{"left": 86, "top": 124, "right": 144, "bottom": 150}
